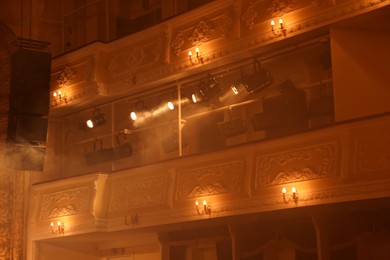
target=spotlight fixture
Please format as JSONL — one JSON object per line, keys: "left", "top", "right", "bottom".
{"left": 167, "top": 101, "right": 175, "bottom": 110}
{"left": 192, "top": 74, "right": 221, "bottom": 103}
{"left": 240, "top": 59, "right": 273, "bottom": 94}
{"left": 130, "top": 100, "right": 146, "bottom": 121}
{"left": 85, "top": 108, "right": 107, "bottom": 129}
{"left": 195, "top": 200, "right": 211, "bottom": 215}
{"left": 113, "top": 133, "right": 133, "bottom": 160}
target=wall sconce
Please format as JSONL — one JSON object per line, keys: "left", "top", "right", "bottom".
{"left": 188, "top": 47, "right": 204, "bottom": 65}
{"left": 52, "top": 89, "right": 67, "bottom": 105}
{"left": 50, "top": 220, "right": 64, "bottom": 235}
{"left": 195, "top": 200, "right": 211, "bottom": 215}
{"left": 125, "top": 213, "right": 139, "bottom": 226}
{"left": 271, "top": 18, "right": 287, "bottom": 36}
{"left": 282, "top": 186, "right": 298, "bottom": 204}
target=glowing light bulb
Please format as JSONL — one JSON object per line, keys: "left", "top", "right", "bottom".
{"left": 58, "top": 90, "right": 62, "bottom": 96}
{"left": 282, "top": 187, "right": 287, "bottom": 194}
{"left": 195, "top": 200, "right": 199, "bottom": 206}
{"left": 188, "top": 51, "right": 192, "bottom": 57}
{"left": 279, "top": 18, "right": 284, "bottom": 29}
{"left": 130, "top": 111, "right": 137, "bottom": 121}
{"left": 192, "top": 94, "right": 197, "bottom": 103}
{"left": 292, "top": 187, "right": 296, "bottom": 194}
{"left": 86, "top": 119, "right": 94, "bottom": 128}
{"left": 50, "top": 222, "right": 54, "bottom": 227}
{"left": 53, "top": 92, "right": 57, "bottom": 97}
{"left": 167, "top": 101, "right": 174, "bottom": 110}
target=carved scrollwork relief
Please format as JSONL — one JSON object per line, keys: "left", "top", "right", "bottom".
{"left": 57, "top": 65, "right": 75, "bottom": 87}
{"left": 109, "top": 175, "right": 168, "bottom": 212}
{"left": 242, "top": 1, "right": 260, "bottom": 30}
{"left": 188, "top": 20, "right": 214, "bottom": 46}
{"left": 268, "top": 0, "right": 295, "bottom": 17}
{"left": 39, "top": 186, "right": 91, "bottom": 220}
{"left": 219, "top": 11, "right": 235, "bottom": 38}
{"left": 256, "top": 141, "right": 337, "bottom": 188}
{"left": 176, "top": 160, "right": 244, "bottom": 200}
{"left": 171, "top": 7, "right": 234, "bottom": 56}
{"left": 171, "top": 31, "right": 185, "bottom": 57}
{"left": 108, "top": 37, "right": 162, "bottom": 80}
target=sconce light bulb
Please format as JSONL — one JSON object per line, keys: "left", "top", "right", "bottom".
{"left": 57, "top": 221, "right": 61, "bottom": 226}
{"left": 86, "top": 119, "right": 94, "bottom": 128}
{"left": 195, "top": 47, "right": 199, "bottom": 54}
{"left": 292, "top": 186, "right": 296, "bottom": 193}
{"left": 271, "top": 20, "right": 275, "bottom": 26}
{"left": 195, "top": 200, "right": 199, "bottom": 206}
{"left": 50, "top": 221, "right": 54, "bottom": 227}
{"left": 130, "top": 111, "right": 137, "bottom": 121}
{"left": 167, "top": 101, "right": 175, "bottom": 110}
{"left": 53, "top": 92, "right": 57, "bottom": 97}
{"left": 58, "top": 90, "right": 62, "bottom": 96}
{"left": 188, "top": 51, "right": 192, "bottom": 57}
{"left": 203, "top": 200, "right": 207, "bottom": 206}
{"left": 282, "top": 187, "right": 287, "bottom": 194}
{"left": 279, "top": 18, "right": 283, "bottom": 25}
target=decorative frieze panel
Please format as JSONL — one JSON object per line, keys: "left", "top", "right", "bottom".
{"left": 51, "top": 55, "right": 95, "bottom": 89}
{"left": 175, "top": 159, "right": 244, "bottom": 200}
{"left": 170, "top": 7, "right": 235, "bottom": 56}
{"left": 39, "top": 186, "right": 91, "bottom": 221}
{"left": 241, "top": 0, "right": 311, "bottom": 30}
{"left": 107, "top": 36, "right": 163, "bottom": 82}
{"left": 109, "top": 174, "right": 168, "bottom": 212}
{"left": 255, "top": 140, "right": 338, "bottom": 188}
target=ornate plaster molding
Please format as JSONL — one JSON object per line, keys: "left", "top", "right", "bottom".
{"left": 109, "top": 174, "right": 169, "bottom": 212}
{"left": 39, "top": 186, "right": 91, "bottom": 220}
{"left": 255, "top": 141, "right": 338, "bottom": 188}
{"left": 56, "top": 65, "right": 75, "bottom": 88}
{"left": 175, "top": 159, "right": 244, "bottom": 200}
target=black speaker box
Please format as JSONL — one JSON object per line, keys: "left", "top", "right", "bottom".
{"left": 7, "top": 114, "right": 48, "bottom": 144}
{"left": 10, "top": 49, "right": 51, "bottom": 115}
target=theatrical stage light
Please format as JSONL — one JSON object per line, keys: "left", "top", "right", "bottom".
{"left": 130, "top": 100, "right": 146, "bottom": 121}
{"left": 240, "top": 60, "right": 273, "bottom": 95}
{"left": 192, "top": 74, "right": 221, "bottom": 103}
{"left": 85, "top": 108, "right": 107, "bottom": 129}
